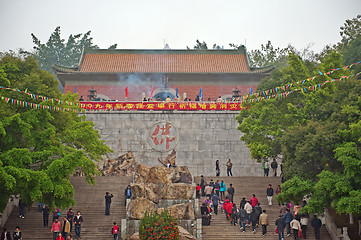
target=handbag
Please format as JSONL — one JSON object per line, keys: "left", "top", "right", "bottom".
{"left": 298, "top": 230, "right": 302, "bottom": 238}
{"left": 275, "top": 228, "right": 278, "bottom": 234}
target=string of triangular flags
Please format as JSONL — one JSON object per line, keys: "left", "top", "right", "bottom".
{"left": 223, "top": 60, "right": 361, "bottom": 103}
{"left": 1, "top": 72, "right": 359, "bottom": 112}
{"left": 239, "top": 72, "right": 360, "bottom": 104}
{"left": 0, "top": 87, "right": 79, "bottom": 106}
{"left": 0, "top": 95, "right": 84, "bottom": 113}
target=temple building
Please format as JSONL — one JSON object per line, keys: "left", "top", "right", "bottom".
{"left": 53, "top": 47, "right": 273, "bottom": 101}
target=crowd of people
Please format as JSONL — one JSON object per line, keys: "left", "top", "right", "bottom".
{"left": 141, "top": 95, "right": 225, "bottom": 103}
{"left": 47, "top": 208, "right": 83, "bottom": 240}
{"left": 6, "top": 188, "right": 131, "bottom": 240}
{"left": 198, "top": 176, "right": 324, "bottom": 240}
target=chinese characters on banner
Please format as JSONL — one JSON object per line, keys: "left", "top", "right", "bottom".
{"left": 148, "top": 122, "right": 179, "bottom": 152}
{"left": 79, "top": 101, "right": 245, "bottom": 111}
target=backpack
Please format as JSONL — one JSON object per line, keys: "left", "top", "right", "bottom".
{"left": 112, "top": 225, "right": 119, "bottom": 234}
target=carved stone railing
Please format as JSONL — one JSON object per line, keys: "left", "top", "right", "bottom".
{"left": 324, "top": 209, "right": 351, "bottom": 240}
{"left": 0, "top": 196, "right": 18, "bottom": 227}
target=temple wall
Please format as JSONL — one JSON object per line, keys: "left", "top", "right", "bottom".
{"left": 85, "top": 111, "right": 262, "bottom": 177}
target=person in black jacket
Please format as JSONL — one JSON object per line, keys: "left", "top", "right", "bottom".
{"left": 266, "top": 184, "right": 274, "bottom": 206}
{"left": 271, "top": 159, "right": 278, "bottom": 176}
{"left": 200, "top": 175, "right": 205, "bottom": 197}
{"left": 42, "top": 205, "right": 49, "bottom": 227}
{"left": 239, "top": 206, "right": 247, "bottom": 232}
{"left": 18, "top": 199, "right": 26, "bottom": 218}
{"left": 231, "top": 204, "right": 238, "bottom": 226}
{"left": 227, "top": 184, "right": 235, "bottom": 202}
{"left": 239, "top": 197, "right": 247, "bottom": 209}
{"left": 105, "top": 192, "right": 113, "bottom": 215}
{"left": 254, "top": 203, "right": 263, "bottom": 224}
{"left": 250, "top": 209, "right": 258, "bottom": 233}
{"left": 311, "top": 215, "right": 322, "bottom": 240}
{"left": 74, "top": 211, "right": 83, "bottom": 239}
{"left": 200, "top": 203, "right": 210, "bottom": 226}
{"left": 66, "top": 208, "right": 74, "bottom": 232}
{"left": 275, "top": 215, "right": 286, "bottom": 240}
{"left": 215, "top": 160, "right": 220, "bottom": 176}
{"left": 12, "top": 226, "right": 21, "bottom": 240}
{"left": 1, "top": 228, "right": 11, "bottom": 240}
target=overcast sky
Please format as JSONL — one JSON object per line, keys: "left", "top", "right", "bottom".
{"left": 0, "top": 0, "right": 360, "bottom": 53}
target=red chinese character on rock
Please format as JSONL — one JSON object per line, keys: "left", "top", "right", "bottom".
{"left": 160, "top": 123, "right": 171, "bottom": 135}
{"left": 151, "top": 125, "right": 160, "bottom": 146}
{"left": 150, "top": 122, "right": 177, "bottom": 151}
{"left": 166, "top": 136, "right": 176, "bottom": 150}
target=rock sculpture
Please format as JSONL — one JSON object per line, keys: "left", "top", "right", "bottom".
{"left": 178, "top": 226, "right": 197, "bottom": 240}
{"left": 101, "top": 152, "right": 137, "bottom": 176}
{"left": 158, "top": 149, "right": 176, "bottom": 166}
{"left": 146, "top": 166, "right": 179, "bottom": 184}
{"left": 161, "top": 183, "right": 195, "bottom": 200}
{"left": 156, "top": 204, "right": 187, "bottom": 219}
{"left": 130, "top": 183, "right": 160, "bottom": 203}
{"left": 134, "top": 164, "right": 150, "bottom": 183}
{"left": 126, "top": 197, "right": 156, "bottom": 219}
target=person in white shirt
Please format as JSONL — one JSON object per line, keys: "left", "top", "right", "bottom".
{"left": 290, "top": 217, "right": 302, "bottom": 240}
{"left": 244, "top": 201, "right": 252, "bottom": 226}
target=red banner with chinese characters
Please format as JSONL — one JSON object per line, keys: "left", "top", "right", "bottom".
{"left": 79, "top": 101, "right": 245, "bottom": 111}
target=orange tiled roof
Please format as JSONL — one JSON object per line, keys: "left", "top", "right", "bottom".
{"left": 74, "top": 49, "right": 251, "bottom": 73}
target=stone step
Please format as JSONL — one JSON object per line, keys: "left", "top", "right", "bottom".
{"left": 3, "top": 176, "right": 132, "bottom": 240}
{"left": 195, "top": 176, "right": 332, "bottom": 240}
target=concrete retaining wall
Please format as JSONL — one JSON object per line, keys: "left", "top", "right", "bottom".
{"left": 85, "top": 111, "right": 262, "bottom": 177}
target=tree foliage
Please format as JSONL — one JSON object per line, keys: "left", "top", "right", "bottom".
{"left": 246, "top": 41, "right": 289, "bottom": 68}
{"left": 236, "top": 52, "right": 312, "bottom": 162}
{"left": 187, "top": 40, "right": 222, "bottom": 50}
{"left": 31, "top": 26, "right": 117, "bottom": 72}
{"left": 0, "top": 52, "right": 111, "bottom": 211}
{"left": 340, "top": 15, "right": 361, "bottom": 46}
{"left": 237, "top": 15, "right": 361, "bottom": 215}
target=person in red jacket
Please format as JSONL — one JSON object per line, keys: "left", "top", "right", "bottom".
{"left": 250, "top": 194, "right": 259, "bottom": 208}
{"left": 224, "top": 198, "right": 233, "bottom": 221}
{"left": 51, "top": 218, "right": 61, "bottom": 240}
{"left": 55, "top": 232, "right": 65, "bottom": 240}
{"left": 196, "top": 184, "right": 201, "bottom": 198}
{"left": 223, "top": 198, "right": 231, "bottom": 220}
{"left": 112, "top": 222, "right": 119, "bottom": 240}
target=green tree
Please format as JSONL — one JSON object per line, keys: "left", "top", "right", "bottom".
{"left": 245, "top": 41, "right": 289, "bottom": 68}
{"left": 343, "top": 36, "right": 361, "bottom": 79}
{"left": 236, "top": 52, "right": 311, "bottom": 162}
{"left": 340, "top": 15, "right": 361, "bottom": 46}
{"left": 187, "top": 40, "right": 222, "bottom": 50}
{"left": 237, "top": 15, "right": 361, "bottom": 218}
{"left": 187, "top": 40, "right": 208, "bottom": 50}
{"left": 283, "top": 119, "right": 361, "bottom": 215}
{"left": 257, "top": 52, "right": 311, "bottom": 91}
{"left": 0, "top": 52, "right": 111, "bottom": 211}
{"left": 31, "top": 26, "right": 117, "bottom": 72}
{"left": 277, "top": 176, "right": 313, "bottom": 204}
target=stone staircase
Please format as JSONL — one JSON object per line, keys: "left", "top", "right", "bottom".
{"left": 3, "top": 176, "right": 132, "bottom": 239}
{"left": 194, "top": 176, "right": 332, "bottom": 240}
